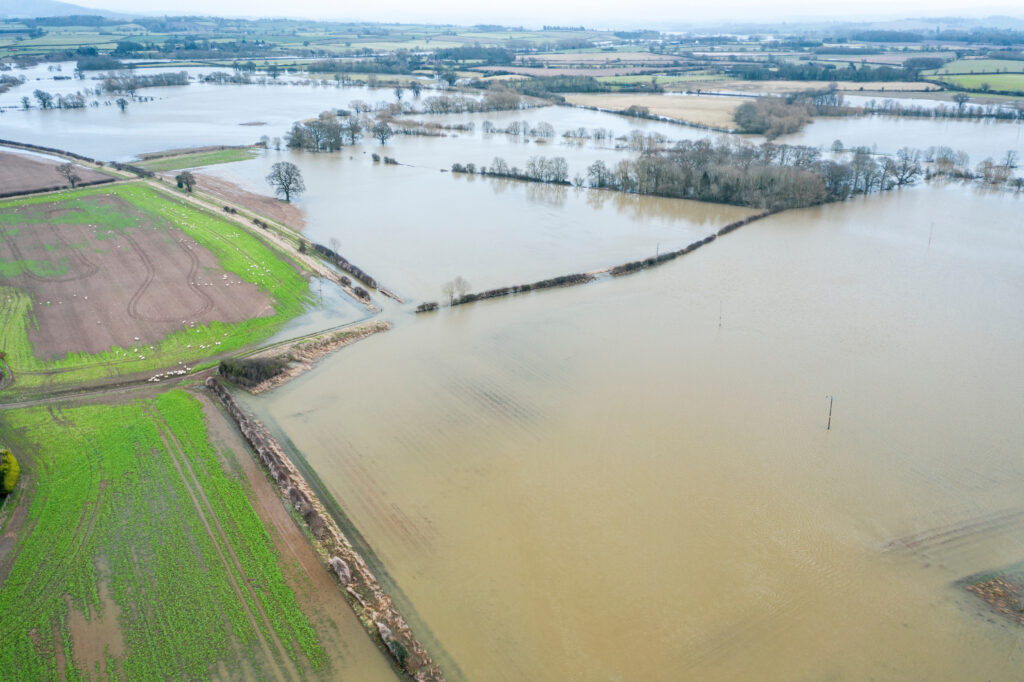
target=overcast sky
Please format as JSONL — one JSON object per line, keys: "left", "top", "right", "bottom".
{"left": 70, "top": 0, "right": 1024, "bottom": 27}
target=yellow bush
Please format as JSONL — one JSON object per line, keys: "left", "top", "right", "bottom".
{"left": 0, "top": 448, "right": 19, "bottom": 494}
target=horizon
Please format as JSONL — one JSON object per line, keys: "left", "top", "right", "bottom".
{"left": 16, "top": 0, "right": 1024, "bottom": 29}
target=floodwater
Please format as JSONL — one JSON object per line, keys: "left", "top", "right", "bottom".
{"left": 252, "top": 182, "right": 1024, "bottom": 681}
{"left": 782, "top": 114, "right": 1024, "bottom": 162}
{"left": 5, "top": 62, "right": 1024, "bottom": 681}
{"left": 208, "top": 151, "right": 754, "bottom": 301}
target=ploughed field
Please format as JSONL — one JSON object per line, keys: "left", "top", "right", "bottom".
{"left": 0, "top": 390, "right": 397, "bottom": 680}
{"left": 0, "top": 183, "right": 310, "bottom": 392}
{"left": 0, "top": 150, "right": 113, "bottom": 197}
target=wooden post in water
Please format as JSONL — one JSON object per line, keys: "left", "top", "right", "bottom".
{"left": 826, "top": 395, "right": 834, "bottom": 431}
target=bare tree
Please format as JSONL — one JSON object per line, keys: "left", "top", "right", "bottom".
{"left": 175, "top": 170, "right": 196, "bottom": 192}
{"left": 453, "top": 276, "right": 470, "bottom": 299}
{"left": 341, "top": 117, "right": 362, "bottom": 145}
{"left": 115, "top": 97, "right": 128, "bottom": 111}
{"left": 56, "top": 163, "right": 81, "bottom": 188}
{"left": 328, "top": 236, "right": 341, "bottom": 253}
{"left": 441, "top": 281, "right": 455, "bottom": 305}
{"left": 371, "top": 121, "right": 393, "bottom": 145}
{"left": 33, "top": 89, "right": 53, "bottom": 109}
{"left": 394, "top": 85, "right": 403, "bottom": 101}
{"left": 266, "top": 161, "right": 305, "bottom": 202}
{"left": 410, "top": 81, "right": 422, "bottom": 98}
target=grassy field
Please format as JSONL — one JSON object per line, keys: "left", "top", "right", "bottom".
{"left": 0, "top": 183, "right": 311, "bottom": 392}
{"left": 564, "top": 93, "right": 741, "bottom": 128}
{"left": 929, "top": 59, "right": 1024, "bottom": 75}
{"left": 136, "top": 148, "right": 259, "bottom": 172}
{"left": 0, "top": 390, "right": 326, "bottom": 679}
{"left": 931, "top": 73, "right": 1024, "bottom": 92}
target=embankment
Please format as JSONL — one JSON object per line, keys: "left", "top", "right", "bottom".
{"left": 609, "top": 210, "right": 775, "bottom": 276}
{"left": 220, "top": 321, "right": 391, "bottom": 393}
{"left": 206, "top": 377, "right": 445, "bottom": 682}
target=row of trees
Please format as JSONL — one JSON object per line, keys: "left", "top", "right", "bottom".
{"left": 452, "top": 155, "right": 571, "bottom": 184}
{"left": 584, "top": 141, "right": 929, "bottom": 207}
{"left": 284, "top": 113, "right": 395, "bottom": 152}
{"left": 452, "top": 140, "right": 938, "bottom": 210}
{"left": 100, "top": 70, "right": 189, "bottom": 94}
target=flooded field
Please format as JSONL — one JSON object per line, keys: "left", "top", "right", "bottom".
{"left": 4, "top": 59, "right": 1024, "bottom": 681}
{"left": 208, "top": 152, "right": 754, "bottom": 299}
{"left": 252, "top": 182, "right": 1024, "bottom": 681}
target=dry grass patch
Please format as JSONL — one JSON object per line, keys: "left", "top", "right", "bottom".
{"left": 564, "top": 93, "right": 741, "bottom": 128}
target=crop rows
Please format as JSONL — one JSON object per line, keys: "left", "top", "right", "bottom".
{"left": 0, "top": 390, "right": 327, "bottom": 679}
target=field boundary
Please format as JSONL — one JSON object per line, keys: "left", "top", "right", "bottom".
{"left": 206, "top": 377, "right": 446, "bottom": 682}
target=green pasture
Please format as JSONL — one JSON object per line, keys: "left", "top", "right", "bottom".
{"left": 0, "top": 390, "right": 326, "bottom": 678}
{"left": 137, "top": 147, "right": 258, "bottom": 172}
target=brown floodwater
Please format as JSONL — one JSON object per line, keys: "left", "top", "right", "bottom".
{"left": 210, "top": 152, "right": 755, "bottom": 300}
{"left": 251, "top": 182, "right": 1024, "bottom": 681}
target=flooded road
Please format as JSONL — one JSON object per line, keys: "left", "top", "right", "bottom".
{"left": 252, "top": 182, "right": 1024, "bottom": 681}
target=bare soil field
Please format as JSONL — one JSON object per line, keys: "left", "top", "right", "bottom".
{"left": 0, "top": 151, "right": 113, "bottom": 198}
{"left": 565, "top": 93, "right": 741, "bottom": 128}
{"left": 194, "top": 172, "right": 306, "bottom": 230}
{"left": 0, "top": 192, "right": 272, "bottom": 359}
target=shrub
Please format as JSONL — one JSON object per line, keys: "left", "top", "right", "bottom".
{"left": 218, "top": 357, "right": 290, "bottom": 388}
{"left": 0, "top": 449, "right": 19, "bottom": 494}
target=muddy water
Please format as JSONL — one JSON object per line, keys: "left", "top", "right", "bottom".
{"left": 782, "top": 114, "right": 1024, "bottom": 161}
{"left": 253, "top": 182, "right": 1024, "bottom": 681}
{"left": 209, "top": 152, "right": 754, "bottom": 300}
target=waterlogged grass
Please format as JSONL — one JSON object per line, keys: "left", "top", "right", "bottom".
{"left": 0, "top": 183, "right": 311, "bottom": 391}
{"left": 137, "top": 148, "right": 259, "bottom": 172}
{"left": 0, "top": 390, "right": 328, "bottom": 678}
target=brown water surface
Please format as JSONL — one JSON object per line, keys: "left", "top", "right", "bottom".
{"left": 254, "top": 183, "right": 1024, "bottom": 681}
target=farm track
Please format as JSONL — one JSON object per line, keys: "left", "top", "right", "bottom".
{"left": 121, "top": 229, "right": 215, "bottom": 323}
{"left": 150, "top": 407, "right": 300, "bottom": 681}
{"left": 0, "top": 228, "right": 99, "bottom": 284}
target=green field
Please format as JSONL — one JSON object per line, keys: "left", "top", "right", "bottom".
{"left": 929, "top": 59, "right": 1024, "bottom": 75}
{"left": 0, "top": 183, "right": 311, "bottom": 391}
{"left": 0, "top": 390, "right": 326, "bottom": 679}
{"left": 137, "top": 148, "right": 258, "bottom": 172}
{"left": 934, "top": 73, "right": 1024, "bottom": 92}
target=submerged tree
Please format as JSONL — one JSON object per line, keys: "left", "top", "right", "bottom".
{"left": 266, "top": 161, "right": 305, "bottom": 202}
{"left": 371, "top": 121, "right": 394, "bottom": 145}
{"left": 116, "top": 97, "right": 129, "bottom": 111}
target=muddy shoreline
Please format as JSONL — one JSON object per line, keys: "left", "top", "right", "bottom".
{"left": 206, "top": 377, "right": 445, "bottom": 681}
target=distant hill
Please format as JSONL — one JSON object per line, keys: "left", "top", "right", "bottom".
{"left": 0, "top": 0, "right": 121, "bottom": 18}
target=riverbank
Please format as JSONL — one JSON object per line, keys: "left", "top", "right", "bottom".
{"left": 206, "top": 377, "right": 445, "bottom": 681}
